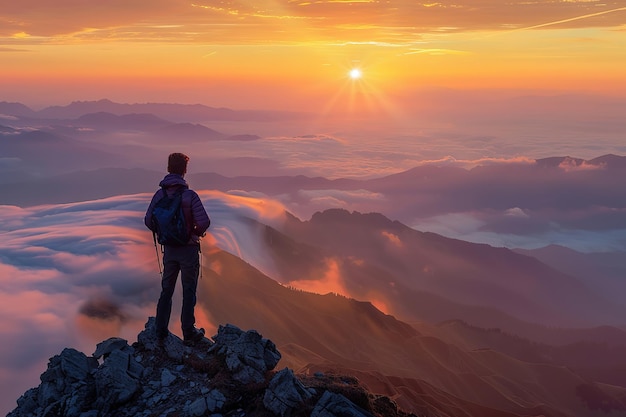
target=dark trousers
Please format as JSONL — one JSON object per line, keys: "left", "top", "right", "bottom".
{"left": 155, "top": 244, "right": 200, "bottom": 337}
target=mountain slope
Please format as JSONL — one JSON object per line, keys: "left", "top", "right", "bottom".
{"left": 515, "top": 245, "right": 626, "bottom": 306}
{"left": 0, "top": 168, "right": 161, "bottom": 205}
{"left": 0, "top": 102, "right": 36, "bottom": 118}
{"left": 430, "top": 320, "right": 626, "bottom": 388}
{"left": 0, "top": 130, "right": 126, "bottom": 179}
{"left": 198, "top": 249, "right": 626, "bottom": 417}
{"left": 274, "top": 209, "right": 623, "bottom": 328}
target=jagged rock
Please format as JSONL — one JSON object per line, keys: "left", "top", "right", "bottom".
{"left": 210, "top": 323, "right": 281, "bottom": 384}
{"left": 12, "top": 389, "right": 37, "bottom": 416}
{"left": 264, "top": 368, "right": 313, "bottom": 416}
{"left": 137, "top": 316, "right": 186, "bottom": 361}
{"left": 311, "top": 391, "right": 375, "bottom": 417}
{"left": 205, "top": 388, "right": 227, "bottom": 411}
{"left": 187, "top": 396, "right": 208, "bottom": 416}
{"left": 9, "top": 318, "right": 412, "bottom": 417}
{"left": 93, "top": 337, "right": 129, "bottom": 359}
{"left": 9, "top": 348, "right": 99, "bottom": 417}
{"left": 161, "top": 368, "right": 177, "bottom": 387}
{"left": 60, "top": 348, "right": 98, "bottom": 381}
{"left": 127, "top": 356, "right": 144, "bottom": 379}
{"left": 94, "top": 348, "right": 140, "bottom": 411}
{"left": 186, "top": 388, "right": 227, "bottom": 415}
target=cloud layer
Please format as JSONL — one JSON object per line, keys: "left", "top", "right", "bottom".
{"left": 0, "top": 190, "right": 286, "bottom": 415}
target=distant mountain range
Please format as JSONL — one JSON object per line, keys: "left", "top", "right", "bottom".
{"left": 75, "top": 111, "right": 235, "bottom": 141}
{"left": 2, "top": 154, "right": 626, "bottom": 207}
{"left": 0, "top": 99, "right": 306, "bottom": 122}
{"left": 0, "top": 129, "right": 127, "bottom": 181}
{"left": 0, "top": 103, "right": 271, "bottom": 182}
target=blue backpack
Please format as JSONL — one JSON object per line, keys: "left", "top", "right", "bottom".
{"left": 151, "top": 187, "right": 190, "bottom": 246}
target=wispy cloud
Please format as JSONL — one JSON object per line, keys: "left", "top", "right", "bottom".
{"left": 403, "top": 48, "right": 469, "bottom": 55}
{"left": 3, "top": 0, "right": 625, "bottom": 42}
{"left": 412, "top": 211, "right": 626, "bottom": 252}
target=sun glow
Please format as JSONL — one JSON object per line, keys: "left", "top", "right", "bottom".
{"left": 316, "top": 63, "right": 401, "bottom": 121}
{"left": 349, "top": 68, "right": 362, "bottom": 79}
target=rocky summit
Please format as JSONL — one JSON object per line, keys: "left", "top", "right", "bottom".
{"left": 8, "top": 318, "right": 415, "bottom": 417}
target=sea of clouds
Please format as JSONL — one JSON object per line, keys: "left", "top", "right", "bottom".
{"left": 0, "top": 190, "right": 287, "bottom": 415}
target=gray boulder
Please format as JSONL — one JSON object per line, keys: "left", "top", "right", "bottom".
{"left": 311, "top": 391, "right": 375, "bottom": 417}
{"left": 93, "top": 337, "right": 129, "bottom": 359}
{"left": 185, "top": 388, "right": 227, "bottom": 416}
{"left": 263, "top": 368, "right": 313, "bottom": 416}
{"left": 94, "top": 348, "right": 140, "bottom": 411}
{"left": 137, "top": 316, "right": 186, "bottom": 362}
{"left": 210, "top": 323, "right": 281, "bottom": 384}
{"left": 10, "top": 348, "right": 98, "bottom": 417}
{"left": 160, "top": 368, "right": 177, "bottom": 387}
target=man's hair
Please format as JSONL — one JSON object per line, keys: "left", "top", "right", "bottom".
{"left": 167, "top": 153, "right": 189, "bottom": 176}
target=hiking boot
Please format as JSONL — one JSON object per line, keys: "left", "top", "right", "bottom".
{"left": 183, "top": 327, "right": 205, "bottom": 346}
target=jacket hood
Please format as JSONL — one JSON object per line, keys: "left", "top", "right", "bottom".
{"left": 159, "top": 173, "right": 189, "bottom": 189}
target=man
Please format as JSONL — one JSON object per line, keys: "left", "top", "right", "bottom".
{"left": 145, "top": 153, "right": 210, "bottom": 345}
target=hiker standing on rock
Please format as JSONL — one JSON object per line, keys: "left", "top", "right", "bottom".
{"left": 144, "top": 152, "right": 210, "bottom": 345}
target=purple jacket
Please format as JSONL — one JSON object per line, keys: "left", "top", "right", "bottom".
{"left": 144, "top": 174, "right": 210, "bottom": 245}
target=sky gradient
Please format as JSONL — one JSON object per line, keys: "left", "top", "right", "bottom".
{"left": 2, "top": 1, "right": 626, "bottom": 111}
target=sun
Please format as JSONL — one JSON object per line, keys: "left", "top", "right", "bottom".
{"left": 349, "top": 68, "right": 362, "bottom": 80}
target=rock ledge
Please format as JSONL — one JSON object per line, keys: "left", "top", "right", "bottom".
{"left": 8, "top": 318, "right": 416, "bottom": 417}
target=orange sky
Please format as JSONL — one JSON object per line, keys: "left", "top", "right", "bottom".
{"left": 1, "top": 1, "right": 626, "bottom": 111}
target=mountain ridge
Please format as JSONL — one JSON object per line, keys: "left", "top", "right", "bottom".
{"left": 2, "top": 150, "right": 625, "bottom": 207}
{"left": 0, "top": 99, "right": 307, "bottom": 122}
{"left": 275, "top": 208, "right": 624, "bottom": 328}
{"left": 198, "top": 248, "right": 626, "bottom": 417}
